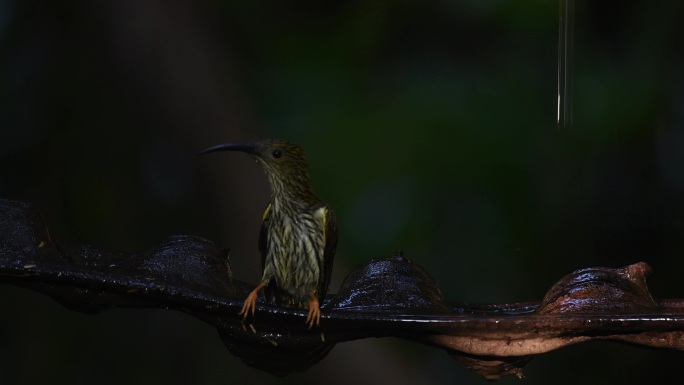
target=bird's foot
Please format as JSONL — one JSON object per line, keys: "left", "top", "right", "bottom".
{"left": 239, "top": 282, "right": 266, "bottom": 321}
{"left": 305, "top": 292, "right": 321, "bottom": 329}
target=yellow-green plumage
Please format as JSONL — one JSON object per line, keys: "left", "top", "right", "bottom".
{"left": 201, "top": 139, "right": 337, "bottom": 328}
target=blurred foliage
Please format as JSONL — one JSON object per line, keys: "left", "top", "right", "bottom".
{"left": 1, "top": 0, "right": 684, "bottom": 384}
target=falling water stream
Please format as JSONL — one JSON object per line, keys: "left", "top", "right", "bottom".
{"left": 557, "top": 0, "right": 575, "bottom": 130}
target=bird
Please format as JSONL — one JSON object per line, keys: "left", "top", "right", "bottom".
{"left": 201, "top": 139, "right": 338, "bottom": 329}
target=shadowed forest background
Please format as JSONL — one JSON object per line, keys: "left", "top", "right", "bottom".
{"left": 1, "top": 0, "right": 683, "bottom": 384}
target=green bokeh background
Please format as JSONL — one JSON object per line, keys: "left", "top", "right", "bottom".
{"left": 1, "top": 0, "right": 683, "bottom": 384}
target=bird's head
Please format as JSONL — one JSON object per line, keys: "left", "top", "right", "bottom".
{"left": 201, "top": 139, "right": 313, "bottom": 198}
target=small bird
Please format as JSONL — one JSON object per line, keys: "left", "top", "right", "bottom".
{"left": 201, "top": 139, "right": 338, "bottom": 329}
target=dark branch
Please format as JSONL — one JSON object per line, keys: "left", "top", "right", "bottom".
{"left": 1, "top": 199, "right": 683, "bottom": 380}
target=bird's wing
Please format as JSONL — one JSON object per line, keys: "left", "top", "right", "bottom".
{"left": 319, "top": 205, "right": 338, "bottom": 301}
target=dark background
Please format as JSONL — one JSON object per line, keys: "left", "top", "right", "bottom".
{"left": 1, "top": 0, "right": 684, "bottom": 384}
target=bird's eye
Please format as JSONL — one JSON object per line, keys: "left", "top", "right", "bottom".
{"left": 272, "top": 149, "right": 283, "bottom": 159}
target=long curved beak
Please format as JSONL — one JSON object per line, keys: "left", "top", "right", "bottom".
{"left": 199, "top": 143, "right": 258, "bottom": 156}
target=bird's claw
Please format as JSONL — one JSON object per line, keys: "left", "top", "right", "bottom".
{"left": 306, "top": 293, "right": 321, "bottom": 329}
{"left": 239, "top": 292, "right": 257, "bottom": 320}
{"left": 239, "top": 283, "right": 265, "bottom": 321}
